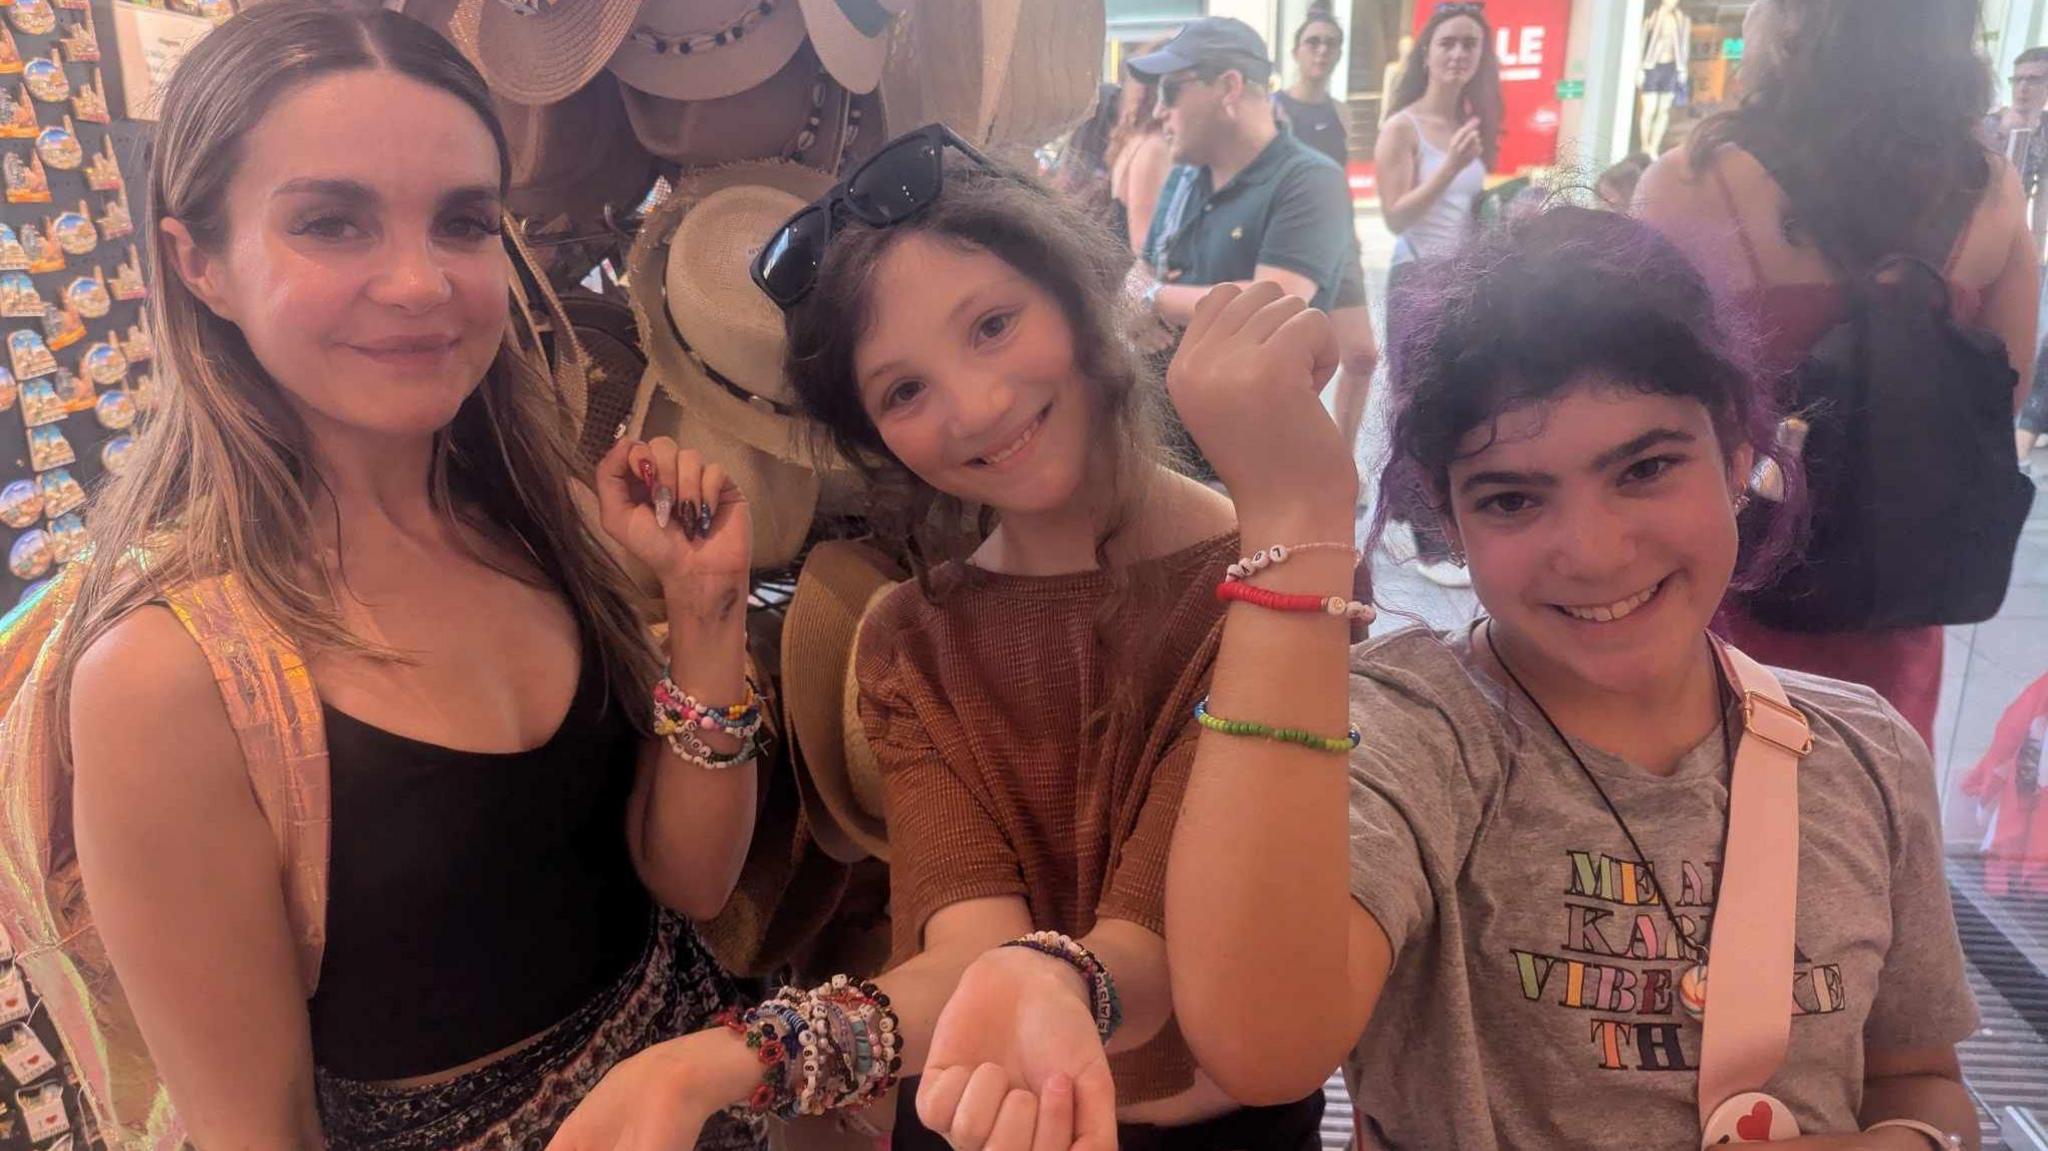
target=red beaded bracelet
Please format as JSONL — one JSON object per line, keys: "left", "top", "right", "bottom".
{"left": 1215, "top": 579, "right": 1375, "bottom": 620}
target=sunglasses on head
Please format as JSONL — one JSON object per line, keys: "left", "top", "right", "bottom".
{"left": 1435, "top": 1, "right": 1485, "bottom": 14}
{"left": 751, "top": 123, "right": 994, "bottom": 310}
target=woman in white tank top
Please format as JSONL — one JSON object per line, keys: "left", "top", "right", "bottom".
{"left": 1373, "top": 1, "right": 1504, "bottom": 582}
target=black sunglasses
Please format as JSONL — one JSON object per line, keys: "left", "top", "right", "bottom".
{"left": 751, "top": 123, "right": 994, "bottom": 310}
{"left": 1158, "top": 70, "right": 1220, "bottom": 109}
{"left": 1435, "top": 1, "right": 1485, "bottom": 14}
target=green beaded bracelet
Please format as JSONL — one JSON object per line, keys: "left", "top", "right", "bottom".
{"left": 1194, "top": 697, "right": 1360, "bottom": 754}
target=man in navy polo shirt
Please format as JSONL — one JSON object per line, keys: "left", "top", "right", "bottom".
{"left": 1129, "top": 17, "right": 1355, "bottom": 326}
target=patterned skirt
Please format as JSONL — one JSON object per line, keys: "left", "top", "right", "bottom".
{"left": 316, "top": 910, "right": 766, "bottom": 1151}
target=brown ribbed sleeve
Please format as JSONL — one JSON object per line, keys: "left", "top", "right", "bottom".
{"left": 853, "top": 534, "right": 1236, "bottom": 1104}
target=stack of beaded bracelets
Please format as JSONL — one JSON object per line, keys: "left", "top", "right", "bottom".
{"left": 719, "top": 975, "right": 903, "bottom": 1119}
{"left": 652, "top": 671, "right": 762, "bottom": 770}
{"left": 1000, "top": 931, "right": 1123, "bottom": 1042}
{"left": 1219, "top": 541, "right": 1374, "bottom": 621}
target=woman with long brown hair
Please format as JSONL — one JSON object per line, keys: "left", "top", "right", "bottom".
{"left": 1636, "top": 0, "right": 2038, "bottom": 744}
{"left": 0, "top": 2, "right": 762, "bottom": 1146}
{"left": 1374, "top": 0, "right": 1504, "bottom": 587}
{"left": 1109, "top": 42, "right": 1173, "bottom": 253}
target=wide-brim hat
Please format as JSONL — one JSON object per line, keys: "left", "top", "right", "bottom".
{"left": 628, "top": 363, "right": 820, "bottom": 571}
{"left": 980, "top": 0, "right": 1104, "bottom": 149}
{"left": 797, "top": 0, "right": 909, "bottom": 95}
{"left": 782, "top": 539, "right": 902, "bottom": 861}
{"left": 620, "top": 38, "right": 854, "bottom": 171}
{"left": 466, "top": 0, "right": 638, "bottom": 106}
{"left": 625, "top": 160, "right": 848, "bottom": 467}
{"left": 499, "top": 71, "right": 661, "bottom": 230}
{"left": 877, "top": 0, "right": 992, "bottom": 142}
{"left": 607, "top": 0, "right": 806, "bottom": 102}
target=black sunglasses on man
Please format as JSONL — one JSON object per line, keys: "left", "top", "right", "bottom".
{"left": 751, "top": 123, "right": 994, "bottom": 310}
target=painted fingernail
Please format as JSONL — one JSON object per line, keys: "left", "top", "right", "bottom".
{"left": 637, "top": 459, "right": 656, "bottom": 489}
{"left": 653, "top": 485, "right": 674, "bottom": 529}
{"left": 683, "top": 501, "right": 701, "bottom": 540}
{"left": 699, "top": 505, "right": 714, "bottom": 536}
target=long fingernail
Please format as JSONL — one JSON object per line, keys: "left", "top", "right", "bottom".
{"left": 682, "top": 501, "right": 701, "bottom": 540}
{"left": 654, "top": 485, "right": 674, "bottom": 529}
{"left": 699, "top": 505, "right": 714, "bottom": 537}
{"left": 637, "top": 459, "right": 656, "bottom": 490}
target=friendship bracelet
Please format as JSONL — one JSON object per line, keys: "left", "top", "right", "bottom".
{"left": 721, "top": 975, "right": 902, "bottom": 1120}
{"left": 1216, "top": 579, "right": 1376, "bottom": 621}
{"left": 653, "top": 674, "right": 763, "bottom": 737}
{"left": 1001, "top": 931, "right": 1124, "bottom": 1042}
{"left": 1225, "top": 541, "right": 1361, "bottom": 582}
{"left": 1195, "top": 696, "right": 1360, "bottom": 754}
{"left": 659, "top": 724, "right": 758, "bottom": 770}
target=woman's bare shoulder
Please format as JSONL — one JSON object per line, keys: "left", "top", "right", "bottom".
{"left": 70, "top": 604, "right": 244, "bottom": 797}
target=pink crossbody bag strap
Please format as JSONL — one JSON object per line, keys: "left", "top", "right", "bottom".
{"left": 1697, "top": 639, "right": 1813, "bottom": 1133}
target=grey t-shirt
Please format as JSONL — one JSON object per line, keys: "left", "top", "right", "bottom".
{"left": 1345, "top": 627, "right": 1977, "bottom": 1150}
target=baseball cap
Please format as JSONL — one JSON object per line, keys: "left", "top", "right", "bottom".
{"left": 1127, "top": 17, "right": 1274, "bottom": 86}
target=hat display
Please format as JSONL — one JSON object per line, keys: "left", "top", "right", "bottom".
{"left": 877, "top": 0, "right": 995, "bottom": 143}
{"left": 468, "top": 0, "right": 640, "bottom": 106}
{"left": 780, "top": 539, "right": 902, "bottom": 861}
{"left": 625, "top": 160, "right": 843, "bottom": 465}
{"left": 1125, "top": 16, "right": 1274, "bottom": 86}
{"left": 979, "top": 0, "right": 1104, "bottom": 148}
{"left": 620, "top": 38, "right": 853, "bottom": 171}
{"left": 796, "top": 0, "right": 908, "bottom": 96}
{"left": 498, "top": 71, "right": 660, "bottom": 230}
{"left": 606, "top": 0, "right": 805, "bottom": 102}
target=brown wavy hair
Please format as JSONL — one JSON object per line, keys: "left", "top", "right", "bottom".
{"left": 51, "top": 0, "right": 657, "bottom": 750}
{"left": 1389, "top": 3, "right": 1504, "bottom": 169}
{"left": 1688, "top": 0, "right": 1993, "bottom": 271}
{"left": 781, "top": 156, "right": 1171, "bottom": 587}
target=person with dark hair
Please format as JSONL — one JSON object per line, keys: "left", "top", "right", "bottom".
{"left": 1276, "top": 8, "right": 1350, "bottom": 171}
{"left": 1108, "top": 43, "right": 1173, "bottom": 253}
{"left": 1273, "top": 7, "right": 1384, "bottom": 467}
{"left": 1374, "top": 0, "right": 1505, "bottom": 587}
{"left": 1, "top": 1, "right": 764, "bottom": 1147}
{"left": 549, "top": 129, "right": 1344, "bottom": 1151}
{"left": 1164, "top": 205, "right": 1981, "bottom": 1150}
{"left": 1636, "top": 0, "right": 2038, "bottom": 745}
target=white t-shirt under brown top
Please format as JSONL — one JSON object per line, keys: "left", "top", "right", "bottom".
{"left": 1345, "top": 626, "right": 1977, "bottom": 1150}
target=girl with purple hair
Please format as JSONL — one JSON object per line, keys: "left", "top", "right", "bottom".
{"left": 1163, "top": 206, "right": 1980, "bottom": 1149}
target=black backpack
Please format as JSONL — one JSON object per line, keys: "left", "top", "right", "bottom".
{"left": 1742, "top": 171, "right": 2036, "bottom": 633}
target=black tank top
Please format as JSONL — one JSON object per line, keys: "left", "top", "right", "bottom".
{"left": 306, "top": 647, "right": 651, "bottom": 1081}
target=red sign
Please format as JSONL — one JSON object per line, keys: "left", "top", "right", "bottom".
{"left": 1414, "top": 0, "right": 1573, "bottom": 174}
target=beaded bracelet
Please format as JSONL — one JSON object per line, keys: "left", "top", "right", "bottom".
{"left": 1195, "top": 696, "right": 1361, "bottom": 754}
{"left": 1215, "top": 579, "right": 1376, "bottom": 621}
{"left": 1000, "top": 931, "right": 1124, "bottom": 1042}
{"left": 720, "top": 975, "right": 902, "bottom": 1120}
{"left": 660, "top": 723, "right": 758, "bottom": 771}
{"left": 1224, "top": 541, "right": 1361, "bottom": 582}
{"left": 653, "top": 675, "right": 763, "bottom": 738}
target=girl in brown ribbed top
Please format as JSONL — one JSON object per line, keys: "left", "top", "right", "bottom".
{"left": 549, "top": 132, "right": 1363, "bottom": 1151}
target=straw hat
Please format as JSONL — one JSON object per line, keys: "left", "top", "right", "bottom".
{"left": 981, "top": 0, "right": 1104, "bottom": 148}
{"left": 781, "top": 539, "right": 902, "bottom": 861}
{"left": 625, "top": 160, "right": 844, "bottom": 466}
{"left": 628, "top": 366, "right": 821, "bottom": 571}
{"left": 619, "top": 39, "right": 854, "bottom": 171}
{"left": 878, "top": 0, "right": 1102, "bottom": 148}
{"left": 499, "top": 71, "right": 660, "bottom": 230}
{"left": 607, "top": 0, "right": 806, "bottom": 102}
{"left": 797, "top": 0, "right": 909, "bottom": 95}
{"left": 466, "top": 0, "right": 638, "bottom": 106}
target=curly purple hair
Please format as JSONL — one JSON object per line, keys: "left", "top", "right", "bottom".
{"left": 1370, "top": 205, "right": 1805, "bottom": 592}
